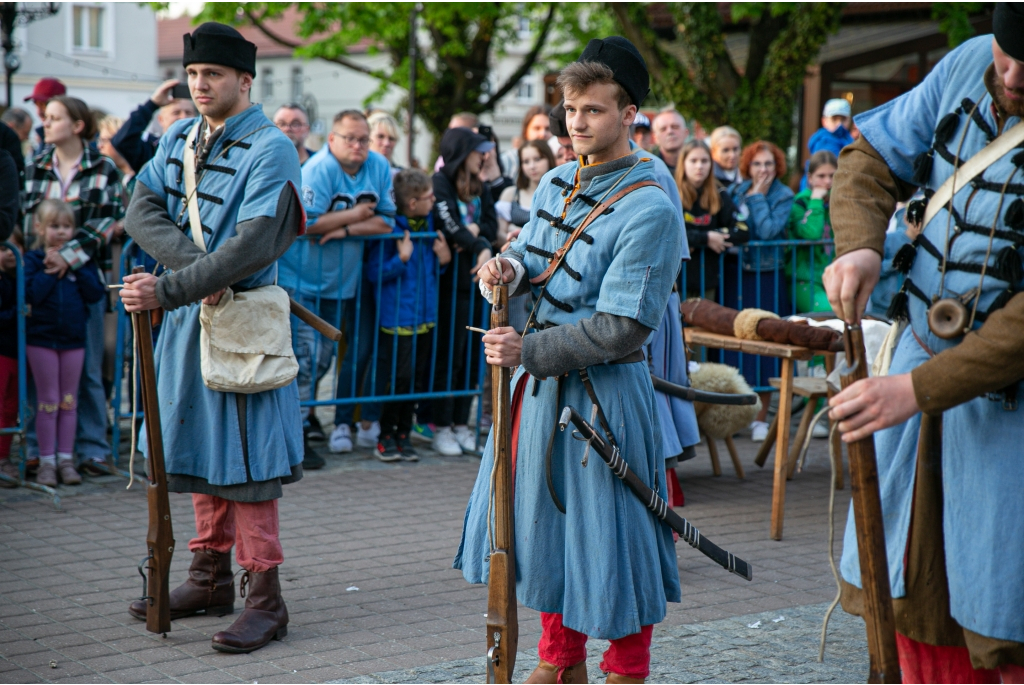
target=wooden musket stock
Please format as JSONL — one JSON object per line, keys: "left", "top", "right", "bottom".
{"left": 485, "top": 284, "right": 518, "bottom": 683}
{"left": 838, "top": 324, "right": 899, "bottom": 683}
{"left": 133, "top": 266, "right": 175, "bottom": 636}
{"left": 289, "top": 297, "right": 343, "bottom": 342}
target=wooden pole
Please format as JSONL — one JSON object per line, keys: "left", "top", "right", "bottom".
{"left": 839, "top": 324, "right": 899, "bottom": 683}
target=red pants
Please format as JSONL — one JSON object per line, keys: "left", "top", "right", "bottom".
{"left": 538, "top": 612, "right": 653, "bottom": 680}
{"left": 189, "top": 494, "right": 283, "bottom": 573}
{"left": 0, "top": 355, "right": 18, "bottom": 459}
{"left": 898, "top": 633, "right": 1024, "bottom": 684}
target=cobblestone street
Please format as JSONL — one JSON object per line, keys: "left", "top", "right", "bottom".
{"left": 1, "top": 429, "right": 865, "bottom": 683}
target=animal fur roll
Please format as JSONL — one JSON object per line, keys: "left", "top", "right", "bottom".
{"left": 689, "top": 363, "right": 761, "bottom": 439}
{"left": 680, "top": 298, "right": 841, "bottom": 351}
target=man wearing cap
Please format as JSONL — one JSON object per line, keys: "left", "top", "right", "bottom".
{"left": 456, "top": 37, "right": 683, "bottom": 684}
{"left": 119, "top": 22, "right": 304, "bottom": 654}
{"left": 23, "top": 77, "right": 66, "bottom": 155}
{"left": 801, "top": 98, "right": 854, "bottom": 190}
{"left": 824, "top": 6, "right": 1024, "bottom": 680}
{"left": 111, "top": 78, "right": 196, "bottom": 173}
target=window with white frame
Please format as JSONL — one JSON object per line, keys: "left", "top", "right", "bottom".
{"left": 262, "top": 67, "right": 274, "bottom": 99}
{"left": 72, "top": 4, "right": 106, "bottom": 53}
{"left": 516, "top": 74, "right": 534, "bottom": 102}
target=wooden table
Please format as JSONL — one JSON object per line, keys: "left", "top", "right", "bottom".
{"left": 683, "top": 327, "right": 834, "bottom": 540}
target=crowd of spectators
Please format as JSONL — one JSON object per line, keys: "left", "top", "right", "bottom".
{"left": 0, "top": 68, "right": 885, "bottom": 478}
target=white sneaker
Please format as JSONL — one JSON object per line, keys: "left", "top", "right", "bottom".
{"left": 432, "top": 426, "right": 463, "bottom": 456}
{"left": 453, "top": 425, "right": 477, "bottom": 452}
{"left": 812, "top": 420, "right": 830, "bottom": 439}
{"left": 356, "top": 421, "right": 381, "bottom": 448}
{"left": 329, "top": 424, "right": 353, "bottom": 453}
{"left": 750, "top": 420, "right": 770, "bottom": 442}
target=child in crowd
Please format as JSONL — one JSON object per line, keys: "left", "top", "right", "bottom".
{"left": 0, "top": 231, "right": 23, "bottom": 486}
{"left": 787, "top": 150, "right": 838, "bottom": 313}
{"left": 366, "top": 169, "right": 451, "bottom": 462}
{"left": 24, "top": 200, "right": 105, "bottom": 486}
{"left": 801, "top": 98, "right": 854, "bottom": 190}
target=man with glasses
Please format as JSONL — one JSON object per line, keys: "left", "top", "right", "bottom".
{"left": 277, "top": 110, "right": 395, "bottom": 458}
{"left": 273, "top": 103, "right": 313, "bottom": 166}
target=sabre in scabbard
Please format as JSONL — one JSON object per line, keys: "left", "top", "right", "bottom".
{"left": 838, "top": 324, "right": 899, "bottom": 683}
{"left": 131, "top": 265, "right": 175, "bottom": 637}
{"left": 485, "top": 282, "right": 518, "bottom": 684}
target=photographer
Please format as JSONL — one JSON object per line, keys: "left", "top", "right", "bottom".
{"left": 111, "top": 79, "right": 196, "bottom": 173}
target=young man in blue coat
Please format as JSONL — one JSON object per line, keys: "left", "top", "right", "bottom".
{"left": 120, "top": 22, "right": 303, "bottom": 654}
{"left": 457, "top": 37, "right": 683, "bottom": 684}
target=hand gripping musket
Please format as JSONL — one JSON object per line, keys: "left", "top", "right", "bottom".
{"left": 485, "top": 283, "right": 518, "bottom": 684}
{"left": 558, "top": 406, "right": 753, "bottom": 581}
{"left": 837, "top": 324, "right": 899, "bottom": 683}
{"left": 132, "top": 266, "right": 175, "bottom": 636}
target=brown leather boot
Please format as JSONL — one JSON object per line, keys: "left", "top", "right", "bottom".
{"left": 525, "top": 659, "right": 589, "bottom": 684}
{"left": 128, "top": 549, "right": 235, "bottom": 621}
{"left": 605, "top": 673, "right": 644, "bottom": 684}
{"left": 210, "top": 567, "right": 288, "bottom": 653}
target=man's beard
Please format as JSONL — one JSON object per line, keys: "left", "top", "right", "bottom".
{"left": 995, "top": 85, "right": 1024, "bottom": 118}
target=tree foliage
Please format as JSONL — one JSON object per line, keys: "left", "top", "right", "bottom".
{"left": 931, "top": 2, "right": 985, "bottom": 47}
{"left": 610, "top": 2, "right": 843, "bottom": 149}
{"left": 190, "top": 2, "right": 607, "bottom": 139}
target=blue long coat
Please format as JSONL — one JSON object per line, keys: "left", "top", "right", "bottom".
{"left": 841, "top": 35, "right": 1024, "bottom": 643}
{"left": 455, "top": 154, "right": 683, "bottom": 640}
{"left": 135, "top": 106, "right": 304, "bottom": 486}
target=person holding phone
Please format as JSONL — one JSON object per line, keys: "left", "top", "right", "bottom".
{"left": 111, "top": 79, "right": 196, "bottom": 173}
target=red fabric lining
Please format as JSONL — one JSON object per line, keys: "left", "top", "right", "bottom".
{"left": 897, "top": 632, "right": 999, "bottom": 684}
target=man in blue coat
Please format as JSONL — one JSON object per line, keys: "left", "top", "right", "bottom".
{"left": 120, "top": 22, "right": 303, "bottom": 655}
{"left": 458, "top": 37, "right": 683, "bottom": 684}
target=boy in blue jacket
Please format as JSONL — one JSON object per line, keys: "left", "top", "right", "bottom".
{"left": 366, "top": 169, "right": 451, "bottom": 461}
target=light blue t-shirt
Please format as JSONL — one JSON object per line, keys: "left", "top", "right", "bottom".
{"left": 278, "top": 148, "right": 396, "bottom": 300}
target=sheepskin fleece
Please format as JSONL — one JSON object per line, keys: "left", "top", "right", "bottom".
{"left": 732, "top": 308, "right": 779, "bottom": 341}
{"left": 690, "top": 362, "right": 762, "bottom": 439}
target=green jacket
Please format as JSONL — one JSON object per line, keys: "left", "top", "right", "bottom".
{"left": 785, "top": 188, "right": 833, "bottom": 284}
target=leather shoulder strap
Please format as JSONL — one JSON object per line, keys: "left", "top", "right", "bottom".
{"left": 528, "top": 180, "right": 661, "bottom": 285}
{"left": 182, "top": 119, "right": 206, "bottom": 253}
{"left": 923, "top": 119, "right": 1024, "bottom": 229}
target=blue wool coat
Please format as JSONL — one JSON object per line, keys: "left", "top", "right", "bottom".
{"left": 455, "top": 154, "right": 683, "bottom": 640}
{"left": 134, "top": 106, "right": 304, "bottom": 486}
{"left": 840, "top": 35, "right": 1024, "bottom": 643}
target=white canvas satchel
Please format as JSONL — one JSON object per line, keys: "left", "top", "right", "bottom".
{"left": 183, "top": 120, "right": 298, "bottom": 394}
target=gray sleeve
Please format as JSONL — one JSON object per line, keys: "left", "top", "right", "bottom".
{"left": 154, "top": 184, "right": 301, "bottom": 311}
{"left": 520, "top": 312, "right": 653, "bottom": 379}
{"left": 124, "top": 182, "right": 205, "bottom": 272}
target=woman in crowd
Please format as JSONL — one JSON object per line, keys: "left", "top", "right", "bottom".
{"left": 22, "top": 95, "right": 124, "bottom": 474}
{"left": 710, "top": 126, "right": 742, "bottom": 190}
{"left": 787, "top": 150, "right": 837, "bottom": 313}
{"left": 430, "top": 127, "right": 495, "bottom": 456}
{"left": 501, "top": 105, "right": 551, "bottom": 181}
{"left": 368, "top": 111, "right": 402, "bottom": 174}
{"left": 675, "top": 140, "right": 745, "bottom": 300}
{"left": 725, "top": 140, "right": 794, "bottom": 442}
{"left": 97, "top": 115, "right": 133, "bottom": 181}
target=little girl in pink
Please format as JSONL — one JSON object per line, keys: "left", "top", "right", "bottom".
{"left": 24, "top": 200, "right": 105, "bottom": 486}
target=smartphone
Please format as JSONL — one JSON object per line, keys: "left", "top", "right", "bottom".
{"left": 171, "top": 83, "right": 191, "bottom": 100}
{"left": 478, "top": 124, "right": 494, "bottom": 141}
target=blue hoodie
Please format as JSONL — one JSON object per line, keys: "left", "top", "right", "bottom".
{"left": 24, "top": 249, "right": 105, "bottom": 349}
{"left": 365, "top": 214, "right": 443, "bottom": 330}
{"left": 801, "top": 125, "right": 855, "bottom": 190}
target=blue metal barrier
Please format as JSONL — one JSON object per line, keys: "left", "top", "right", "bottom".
{"left": 0, "top": 240, "right": 60, "bottom": 507}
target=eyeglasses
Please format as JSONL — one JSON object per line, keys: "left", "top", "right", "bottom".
{"left": 276, "top": 120, "right": 308, "bottom": 130}
{"left": 333, "top": 133, "right": 371, "bottom": 147}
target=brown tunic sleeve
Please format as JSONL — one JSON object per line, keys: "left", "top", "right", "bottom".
{"left": 911, "top": 292, "right": 1024, "bottom": 415}
{"left": 831, "top": 136, "right": 918, "bottom": 258}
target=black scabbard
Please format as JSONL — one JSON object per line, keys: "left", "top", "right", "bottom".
{"left": 650, "top": 375, "right": 758, "bottom": 406}
{"left": 558, "top": 405, "right": 753, "bottom": 581}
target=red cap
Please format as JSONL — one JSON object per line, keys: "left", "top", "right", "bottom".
{"left": 23, "top": 78, "right": 66, "bottom": 103}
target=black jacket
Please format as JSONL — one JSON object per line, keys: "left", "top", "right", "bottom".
{"left": 0, "top": 150, "right": 18, "bottom": 243}
{"left": 684, "top": 188, "right": 746, "bottom": 294}
{"left": 24, "top": 249, "right": 105, "bottom": 349}
{"left": 0, "top": 122, "right": 24, "bottom": 182}
{"left": 111, "top": 99, "right": 162, "bottom": 173}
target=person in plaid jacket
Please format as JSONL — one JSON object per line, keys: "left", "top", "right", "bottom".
{"left": 21, "top": 95, "right": 124, "bottom": 475}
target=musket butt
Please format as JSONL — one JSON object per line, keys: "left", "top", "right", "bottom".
{"left": 558, "top": 407, "right": 572, "bottom": 431}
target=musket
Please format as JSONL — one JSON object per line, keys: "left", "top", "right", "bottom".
{"left": 558, "top": 405, "right": 753, "bottom": 581}
{"left": 837, "top": 324, "right": 899, "bottom": 683}
{"left": 132, "top": 266, "right": 175, "bottom": 636}
{"left": 650, "top": 374, "right": 758, "bottom": 406}
{"left": 289, "top": 297, "right": 343, "bottom": 342}
{"left": 485, "top": 284, "right": 517, "bottom": 684}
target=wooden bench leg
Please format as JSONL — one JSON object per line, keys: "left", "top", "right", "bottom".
{"left": 754, "top": 414, "right": 779, "bottom": 468}
{"left": 770, "top": 358, "right": 794, "bottom": 540}
{"left": 788, "top": 396, "right": 816, "bottom": 480}
{"left": 705, "top": 433, "right": 722, "bottom": 477}
{"left": 725, "top": 436, "right": 745, "bottom": 479}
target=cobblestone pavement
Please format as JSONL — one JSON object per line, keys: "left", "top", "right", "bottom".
{"left": 0, "top": 422, "right": 865, "bottom": 683}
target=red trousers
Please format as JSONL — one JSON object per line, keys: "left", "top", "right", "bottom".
{"left": 538, "top": 612, "right": 653, "bottom": 680}
{"left": 189, "top": 494, "right": 283, "bottom": 573}
{"left": 898, "top": 633, "right": 1024, "bottom": 684}
{"left": 0, "top": 355, "right": 18, "bottom": 459}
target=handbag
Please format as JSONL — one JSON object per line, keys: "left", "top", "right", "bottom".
{"left": 183, "top": 119, "right": 298, "bottom": 394}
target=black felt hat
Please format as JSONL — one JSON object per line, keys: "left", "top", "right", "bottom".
{"left": 576, "top": 36, "right": 650, "bottom": 107}
{"left": 183, "top": 22, "right": 257, "bottom": 76}
{"left": 995, "top": 3, "right": 1024, "bottom": 63}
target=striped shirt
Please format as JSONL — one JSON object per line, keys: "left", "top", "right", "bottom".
{"left": 22, "top": 144, "right": 125, "bottom": 271}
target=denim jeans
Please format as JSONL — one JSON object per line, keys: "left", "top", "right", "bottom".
{"left": 74, "top": 298, "right": 111, "bottom": 460}
{"left": 285, "top": 288, "right": 341, "bottom": 421}
{"left": 334, "top": 284, "right": 381, "bottom": 426}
